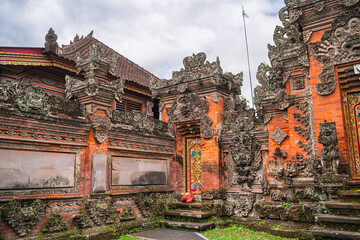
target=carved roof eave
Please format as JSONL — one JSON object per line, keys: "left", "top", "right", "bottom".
{"left": 0, "top": 51, "right": 77, "bottom": 73}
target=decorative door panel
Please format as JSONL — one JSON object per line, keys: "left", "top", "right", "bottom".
{"left": 184, "top": 137, "right": 202, "bottom": 194}
{"left": 343, "top": 91, "right": 360, "bottom": 179}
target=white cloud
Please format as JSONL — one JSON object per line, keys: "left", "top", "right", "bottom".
{"left": 0, "top": 0, "right": 284, "bottom": 106}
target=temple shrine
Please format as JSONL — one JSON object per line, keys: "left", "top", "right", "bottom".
{"left": 1, "top": 1, "right": 360, "bottom": 239}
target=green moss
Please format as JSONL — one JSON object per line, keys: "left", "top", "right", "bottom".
{"left": 203, "top": 225, "right": 295, "bottom": 240}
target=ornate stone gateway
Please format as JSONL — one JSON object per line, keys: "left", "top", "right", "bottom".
{"left": 339, "top": 64, "right": 360, "bottom": 180}
{"left": 184, "top": 137, "right": 202, "bottom": 195}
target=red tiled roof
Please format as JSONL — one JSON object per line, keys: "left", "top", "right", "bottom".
{"left": 61, "top": 32, "right": 157, "bottom": 87}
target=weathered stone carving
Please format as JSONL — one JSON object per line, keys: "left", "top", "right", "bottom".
{"left": 1, "top": 199, "right": 46, "bottom": 237}
{"left": 150, "top": 53, "right": 243, "bottom": 98}
{"left": 294, "top": 126, "right": 311, "bottom": 140}
{"left": 110, "top": 77, "right": 125, "bottom": 102}
{"left": 166, "top": 93, "right": 214, "bottom": 138}
{"left": 72, "top": 213, "right": 93, "bottom": 228}
{"left": 173, "top": 52, "right": 223, "bottom": 80}
{"left": 318, "top": 121, "right": 339, "bottom": 173}
{"left": 84, "top": 199, "right": 118, "bottom": 225}
{"left": 268, "top": 147, "right": 288, "bottom": 180}
{"left": 76, "top": 43, "right": 118, "bottom": 75}
{"left": 233, "top": 194, "right": 256, "bottom": 217}
{"left": 310, "top": 18, "right": 360, "bottom": 95}
{"left": 270, "top": 127, "right": 287, "bottom": 145}
{"left": 254, "top": 199, "right": 314, "bottom": 222}
{"left": 0, "top": 79, "right": 85, "bottom": 118}
{"left": 42, "top": 213, "right": 68, "bottom": 233}
{"left": 44, "top": 28, "right": 59, "bottom": 54}
{"left": 134, "top": 192, "right": 175, "bottom": 218}
{"left": 65, "top": 43, "right": 125, "bottom": 104}
{"left": 222, "top": 96, "right": 260, "bottom": 188}
{"left": 120, "top": 207, "right": 136, "bottom": 221}
{"left": 202, "top": 188, "right": 227, "bottom": 200}
{"left": 91, "top": 115, "right": 112, "bottom": 143}
{"left": 111, "top": 110, "right": 170, "bottom": 137}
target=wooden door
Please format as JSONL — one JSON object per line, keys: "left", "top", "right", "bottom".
{"left": 184, "top": 136, "right": 202, "bottom": 194}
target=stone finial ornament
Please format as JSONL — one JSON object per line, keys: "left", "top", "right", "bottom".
{"left": 44, "top": 28, "right": 59, "bottom": 54}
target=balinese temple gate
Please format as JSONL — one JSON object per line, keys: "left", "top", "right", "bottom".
{"left": 151, "top": 52, "right": 244, "bottom": 201}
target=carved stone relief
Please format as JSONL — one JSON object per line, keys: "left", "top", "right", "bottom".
{"left": 166, "top": 93, "right": 214, "bottom": 139}
{"left": 270, "top": 127, "right": 288, "bottom": 145}
{"left": 310, "top": 18, "right": 360, "bottom": 96}
{"left": 1, "top": 199, "right": 46, "bottom": 236}
{"left": 91, "top": 115, "right": 112, "bottom": 143}
{"left": 222, "top": 96, "right": 260, "bottom": 189}
{"left": 318, "top": 121, "right": 340, "bottom": 173}
{"left": 150, "top": 53, "right": 243, "bottom": 98}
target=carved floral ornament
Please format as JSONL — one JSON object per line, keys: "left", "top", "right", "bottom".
{"left": 310, "top": 18, "right": 360, "bottom": 96}
{"left": 91, "top": 115, "right": 112, "bottom": 143}
{"left": 166, "top": 93, "right": 214, "bottom": 139}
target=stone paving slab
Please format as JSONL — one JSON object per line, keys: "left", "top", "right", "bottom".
{"left": 131, "top": 228, "right": 210, "bottom": 240}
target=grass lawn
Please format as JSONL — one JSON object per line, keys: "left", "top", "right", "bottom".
{"left": 117, "top": 225, "right": 296, "bottom": 240}
{"left": 202, "top": 225, "right": 295, "bottom": 240}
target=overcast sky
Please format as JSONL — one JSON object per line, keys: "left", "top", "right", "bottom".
{"left": 0, "top": 0, "right": 284, "bottom": 105}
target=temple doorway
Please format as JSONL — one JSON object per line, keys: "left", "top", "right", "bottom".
{"left": 184, "top": 136, "right": 202, "bottom": 195}
{"left": 338, "top": 64, "right": 360, "bottom": 180}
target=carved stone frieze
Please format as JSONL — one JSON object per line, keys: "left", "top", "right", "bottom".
{"left": 1, "top": 199, "right": 46, "bottom": 237}
{"left": 254, "top": 199, "right": 314, "bottom": 222}
{"left": 318, "top": 121, "right": 340, "bottom": 173}
{"left": 309, "top": 18, "right": 360, "bottom": 96}
{"left": 111, "top": 110, "right": 170, "bottom": 137}
{"left": 42, "top": 213, "right": 68, "bottom": 233}
{"left": 0, "top": 79, "right": 85, "bottom": 119}
{"left": 91, "top": 115, "right": 112, "bottom": 143}
{"left": 270, "top": 127, "right": 287, "bottom": 145}
{"left": 84, "top": 199, "right": 118, "bottom": 225}
{"left": 222, "top": 96, "right": 260, "bottom": 189}
{"left": 166, "top": 93, "right": 214, "bottom": 138}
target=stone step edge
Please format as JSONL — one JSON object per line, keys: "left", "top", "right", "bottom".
{"left": 310, "top": 229, "right": 360, "bottom": 239}
{"left": 165, "top": 210, "right": 212, "bottom": 219}
{"left": 338, "top": 190, "right": 360, "bottom": 196}
{"left": 326, "top": 201, "right": 360, "bottom": 210}
{"left": 162, "top": 220, "right": 215, "bottom": 230}
{"left": 175, "top": 202, "right": 203, "bottom": 209}
{"left": 315, "top": 214, "right": 360, "bottom": 224}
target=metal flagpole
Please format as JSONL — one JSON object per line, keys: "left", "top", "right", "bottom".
{"left": 242, "top": 5, "right": 254, "bottom": 109}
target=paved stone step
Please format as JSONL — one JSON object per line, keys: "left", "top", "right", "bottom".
{"left": 338, "top": 190, "right": 360, "bottom": 202}
{"left": 165, "top": 209, "right": 212, "bottom": 219}
{"left": 175, "top": 202, "right": 203, "bottom": 209}
{"left": 163, "top": 220, "right": 215, "bottom": 230}
{"left": 326, "top": 201, "right": 360, "bottom": 210}
{"left": 316, "top": 214, "right": 360, "bottom": 225}
{"left": 310, "top": 229, "right": 360, "bottom": 239}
